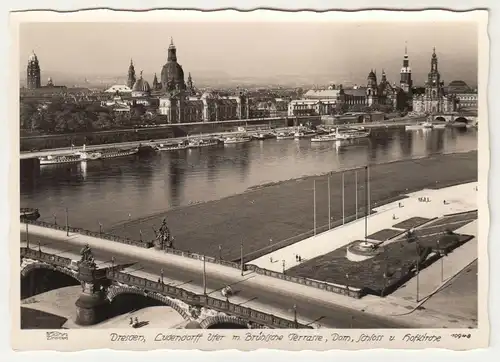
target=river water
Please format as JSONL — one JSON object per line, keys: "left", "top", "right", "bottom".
{"left": 20, "top": 127, "right": 477, "bottom": 231}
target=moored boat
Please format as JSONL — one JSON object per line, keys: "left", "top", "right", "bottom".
{"left": 99, "top": 148, "right": 139, "bottom": 159}
{"left": 223, "top": 135, "right": 251, "bottom": 144}
{"left": 311, "top": 133, "right": 338, "bottom": 142}
{"left": 275, "top": 132, "right": 295, "bottom": 140}
{"left": 155, "top": 141, "right": 189, "bottom": 151}
{"left": 39, "top": 154, "right": 82, "bottom": 165}
{"left": 187, "top": 138, "right": 219, "bottom": 149}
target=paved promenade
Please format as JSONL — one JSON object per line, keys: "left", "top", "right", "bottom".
{"left": 21, "top": 222, "right": 477, "bottom": 328}
{"left": 250, "top": 182, "right": 478, "bottom": 271}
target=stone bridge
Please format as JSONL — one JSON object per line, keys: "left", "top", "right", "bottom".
{"left": 20, "top": 247, "right": 310, "bottom": 329}
{"left": 432, "top": 113, "right": 478, "bottom": 124}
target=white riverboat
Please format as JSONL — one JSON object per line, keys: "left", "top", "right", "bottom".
{"left": 39, "top": 154, "right": 82, "bottom": 165}
{"left": 294, "top": 129, "right": 316, "bottom": 139}
{"left": 155, "top": 141, "right": 189, "bottom": 151}
{"left": 223, "top": 136, "right": 251, "bottom": 144}
{"left": 275, "top": 132, "right": 295, "bottom": 140}
{"left": 187, "top": 138, "right": 219, "bottom": 149}
{"left": 99, "top": 148, "right": 139, "bottom": 159}
{"left": 335, "top": 127, "right": 371, "bottom": 140}
{"left": 311, "top": 133, "right": 338, "bottom": 142}
{"left": 253, "top": 132, "right": 273, "bottom": 140}
{"left": 405, "top": 122, "right": 434, "bottom": 131}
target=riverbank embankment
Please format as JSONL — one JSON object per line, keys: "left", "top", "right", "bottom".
{"left": 109, "top": 151, "right": 478, "bottom": 262}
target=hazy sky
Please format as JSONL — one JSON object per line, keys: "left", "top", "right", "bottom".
{"left": 19, "top": 22, "right": 478, "bottom": 86}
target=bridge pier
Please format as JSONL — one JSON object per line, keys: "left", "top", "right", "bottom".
{"left": 75, "top": 249, "right": 109, "bottom": 326}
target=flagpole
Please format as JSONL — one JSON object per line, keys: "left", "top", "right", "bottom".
{"left": 365, "top": 166, "right": 368, "bottom": 242}
{"left": 313, "top": 179, "right": 317, "bottom": 236}
{"left": 342, "top": 171, "right": 345, "bottom": 225}
{"left": 355, "top": 170, "right": 358, "bottom": 220}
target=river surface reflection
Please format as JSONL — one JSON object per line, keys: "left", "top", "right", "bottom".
{"left": 20, "top": 127, "right": 477, "bottom": 231}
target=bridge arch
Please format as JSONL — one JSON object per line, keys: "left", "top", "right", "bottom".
{"left": 200, "top": 315, "right": 251, "bottom": 329}
{"left": 434, "top": 116, "right": 446, "bottom": 123}
{"left": 21, "top": 262, "right": 80, "bottom": 298}
{"left": 454, "top": 116, "right": 469, "bottom": 124}
{"left": 106, "top": 286, "right": 190, "bottom": 320}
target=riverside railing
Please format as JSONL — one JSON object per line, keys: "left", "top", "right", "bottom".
{"left": 21, "top": 219, "right": 363, "bottom": 298}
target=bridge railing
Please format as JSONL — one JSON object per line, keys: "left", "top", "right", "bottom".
{"left": 22, "top": 219, "right": 154, "bottom": 249}
{"left": 21, "top": 247, "right": 73, "bottom": 268}
{"left": 108, "top": 270, "right": 312, "bottom": 329}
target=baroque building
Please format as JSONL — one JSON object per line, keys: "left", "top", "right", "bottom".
{"left": 412, "top": 48, "right": 457, "bottom": 113}
{"left": 158, "top": 38, "right": 249, "bottom": 123}
{"left": 27, "top": 51, "right": 41, "bottom": 89}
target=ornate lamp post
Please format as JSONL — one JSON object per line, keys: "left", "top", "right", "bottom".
{"left": 345, "top": 273, "right": 350, "bottom": 295}
{"left": 282, "top": 260, "right": 286, "bottom": 274}
{"left": 293, "top": 304, "right": 298, "bottom": 328}
{"left": 160, "top": 268, "right": 164, "bottom": 284}
{"left": 202, "top": 256, "right": 207, "bottom": 295}
{"left": 240, "top": 242, "right": 244, "bottom": 276}
{"left": 219, "top": 244, "right": 222, "bottom": 260}
{"left": 99, "top": 222, "right": 103, "bottom": 236}
{"left": 111, "top": 256, "right": 115, "bottom": 275}
{"left": 25, "top": 223, "right": 29, "bottom": 249}
{"left": 65, "top": 207, "right": 69, "bottom": 236}
{"left": 53, "top": 213, "right": 57, "bottom": 225}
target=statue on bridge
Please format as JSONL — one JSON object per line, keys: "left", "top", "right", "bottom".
{"left": 153, "top": 218, "right": 174, "bottom": 249}
{"left": 79, "top": 244, "right": 96, "bottom": 268}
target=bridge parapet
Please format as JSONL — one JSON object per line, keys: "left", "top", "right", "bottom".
{"left": 21, "top": 248, "right": 311, "bottom": 329}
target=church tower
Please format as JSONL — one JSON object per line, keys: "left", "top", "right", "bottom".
{"left": 187, "top": 72, "right": 195, "bottom": 95}
{"left": 425, "top": 48, "right": 443, "bottom": 98}
{"left": 127, "top": 59, "right": 136, "bottom": 89}
{"left": 152, "top": 73, "right": 161, "bottom": 90}
{"left": 400, "top": 42, "right": 413, "bottom": 93}
{"left": 26, "top": 51, "right": 41, "bottom": 89}
{"left": 366, "top": 69, "right": 378, "bottom": 106}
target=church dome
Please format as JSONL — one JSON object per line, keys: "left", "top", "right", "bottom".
{"left": 132, "top": 77, "right": 151, "bottom": 93}
{"left": 160, "top": 38, "right": 186, "bottom": 92}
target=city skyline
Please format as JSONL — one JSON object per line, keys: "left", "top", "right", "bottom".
{"left": 19, "top": 22, "right": 478, "bottom": 88}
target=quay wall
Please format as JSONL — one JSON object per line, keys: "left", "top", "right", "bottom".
{"left": 20, "top": 116, "right": 320, "bottom": 152}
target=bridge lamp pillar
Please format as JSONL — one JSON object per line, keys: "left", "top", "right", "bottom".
{"left": 75, "top": 254, "right": 108, "bottom": 326}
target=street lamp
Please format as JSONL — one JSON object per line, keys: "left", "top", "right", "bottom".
{"left": 99, "top": 222, "right": 103, "bottom": 236}
{"left": 293, "top": 304, "right": 298, "bottom": 328}
{"left": 202, "top": 256, "right": 207, "bottom": 295}
{"left": 219, "top": 244, "right": 222, "bottom": 260}
{"left": 240, "top": 242, "right": 244, "bottom": 276}
{"left": 25, "top": 223, "right": 29, "bottom": 249}
{"left": 415, "top": 241, "right": 420, "bottom": 302}
{"left": 160, "top": 268, "right": 164, "bottom": 284}
{"left": 282, "top": 260, "right": 286, "bottom": 274}
{"left": 65, "top": 207, "right": 69, "bottom": 236}
{"left": 53, "top": 213, "right": 57, "bottom": 225}
{"left": 111, "top": 256, "right": 115, "bottom": 275}
{"left": 139, "top": 229, "right": 143, "bottom": 242}
{"left": 38, "top": 240, "right": 41, "bottom": 253}
{"left": 345, "top": 273, "right": 350, "bottom": 295}
{"left": 437, "top": 240, "right": 444, "bottom": 282}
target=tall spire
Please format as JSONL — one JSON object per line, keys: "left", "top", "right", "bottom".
{"left": 405, "top": 41, "right": 408, "bottom": 55}
{"left": 170, "top": 37, "right": 174, "bottom": 47}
